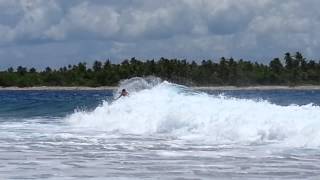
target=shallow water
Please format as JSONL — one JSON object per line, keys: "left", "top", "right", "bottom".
{"left": 1, "top": 80, "right": 320, "bottom": 179}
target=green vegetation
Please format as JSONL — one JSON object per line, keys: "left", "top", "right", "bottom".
{"left": 1, "top": 52, "right": 320, "bottom": 87}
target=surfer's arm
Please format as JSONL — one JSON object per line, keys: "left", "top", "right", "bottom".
{"left": 114, "top": 94, "right": 122, "bottom": 100}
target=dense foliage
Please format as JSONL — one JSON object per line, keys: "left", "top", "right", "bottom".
{"left": 1, "top": 52, "right": 320, "bottom": 87}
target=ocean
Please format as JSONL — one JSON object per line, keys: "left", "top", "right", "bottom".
{"left": 1, "top": 77, "right": 320, "bottom": 179}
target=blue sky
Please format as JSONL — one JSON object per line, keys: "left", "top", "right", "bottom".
{"left": 0, "top": 0, "right": 319, "bottom": 69}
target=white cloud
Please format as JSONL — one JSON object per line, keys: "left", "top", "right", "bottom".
{"left": 46, "top": 2, "right": 120, "bottom": 40}
{"left": 0, "top": 0, "right": 320, "bottom": 68}
{"left": 16, "top": 0, "right": 62, "bottom": 39}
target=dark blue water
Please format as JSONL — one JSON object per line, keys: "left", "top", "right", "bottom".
{"left": 1, "top": 90, "right": 320, "bottom": 119}
{"left": 0, "top": 90, "right": 113, "bottom": 119}
{"left": 210, "top": 90, "right": 320, "bottom": 106}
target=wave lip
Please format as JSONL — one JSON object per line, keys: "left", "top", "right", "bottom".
{"left": 67, "top": 77, "right": 320, "bottom": 148}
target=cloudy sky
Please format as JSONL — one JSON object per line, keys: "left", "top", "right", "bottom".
{"left": 0, "top": 0, "right": 319, "bottom": 69}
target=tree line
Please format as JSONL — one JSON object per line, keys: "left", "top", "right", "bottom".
{"left": 1, "top": 52, "right": 320, "bottom": 87}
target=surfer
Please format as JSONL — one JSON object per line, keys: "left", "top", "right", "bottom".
{"left": 115, "top": 89, "right": 129, "bottom": 100}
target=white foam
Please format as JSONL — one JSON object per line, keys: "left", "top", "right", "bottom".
{"left": 66, "top": 77, "right": 320, "bottom": 147}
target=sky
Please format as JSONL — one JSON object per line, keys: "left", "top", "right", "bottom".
{"left": 0, "top": 0, "right": 319, "bottom": 69}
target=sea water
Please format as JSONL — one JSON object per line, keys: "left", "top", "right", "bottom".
{"left": 0, "top": 78, "right": 320, "bottom": 179}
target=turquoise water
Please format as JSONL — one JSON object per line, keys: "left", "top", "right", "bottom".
{"left": 1, "top": 80, "right": 320, "bottom": 179}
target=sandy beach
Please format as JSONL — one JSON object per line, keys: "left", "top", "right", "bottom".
{"left": 0, "top": 86, "right": 117, "bottom": 91}
{"left": 192, "top": 85, "right": 320, "bottom": 90}
{"left": 1, "top": 85, "right": 320, "bottom": 91}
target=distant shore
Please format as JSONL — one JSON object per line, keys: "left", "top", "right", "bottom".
{"left": 0, "top": 86, "right": 117, "bottom": 91}
{"left": 192, "top": 86, "right": 320, "bottom": 90}
{"left": 2, "top": 85, "right": 320, "bottom": 91}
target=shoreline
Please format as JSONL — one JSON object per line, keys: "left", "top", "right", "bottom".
{"left": 1, "top": 85, "right": 320, "bottom": 91}
{"left": 192, "top": 86, "right": 320, "bottom": 90}
{"left": 0, "top": 86, "right": 117, "bottom": 91}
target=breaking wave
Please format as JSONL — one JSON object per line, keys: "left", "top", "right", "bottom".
{"left": 66, "top": 77, "right": 320, "bottom": 147}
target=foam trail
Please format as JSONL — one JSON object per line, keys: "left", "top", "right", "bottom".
{"left": 67, "top": 77, "right": 320, "bottom": 147}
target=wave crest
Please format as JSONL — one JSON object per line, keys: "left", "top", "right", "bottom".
{"left": 66, "top": 77, "right": 320, "bottom": 147}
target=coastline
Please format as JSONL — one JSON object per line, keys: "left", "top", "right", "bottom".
{"left": 0, "top": 86, "right": 117, "bottom": 91}
{"left": 192, "top": 85, "right": 320, "bottom": 90}
{"left": 2, "top": 85, "right": 320, "bottom": 91}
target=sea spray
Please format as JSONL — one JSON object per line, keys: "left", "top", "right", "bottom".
{"left": 114, "top": 76, "right": 162, "bottom": 96}
{"left": 66, "top": 77, "right": 320, "bottom": 147}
